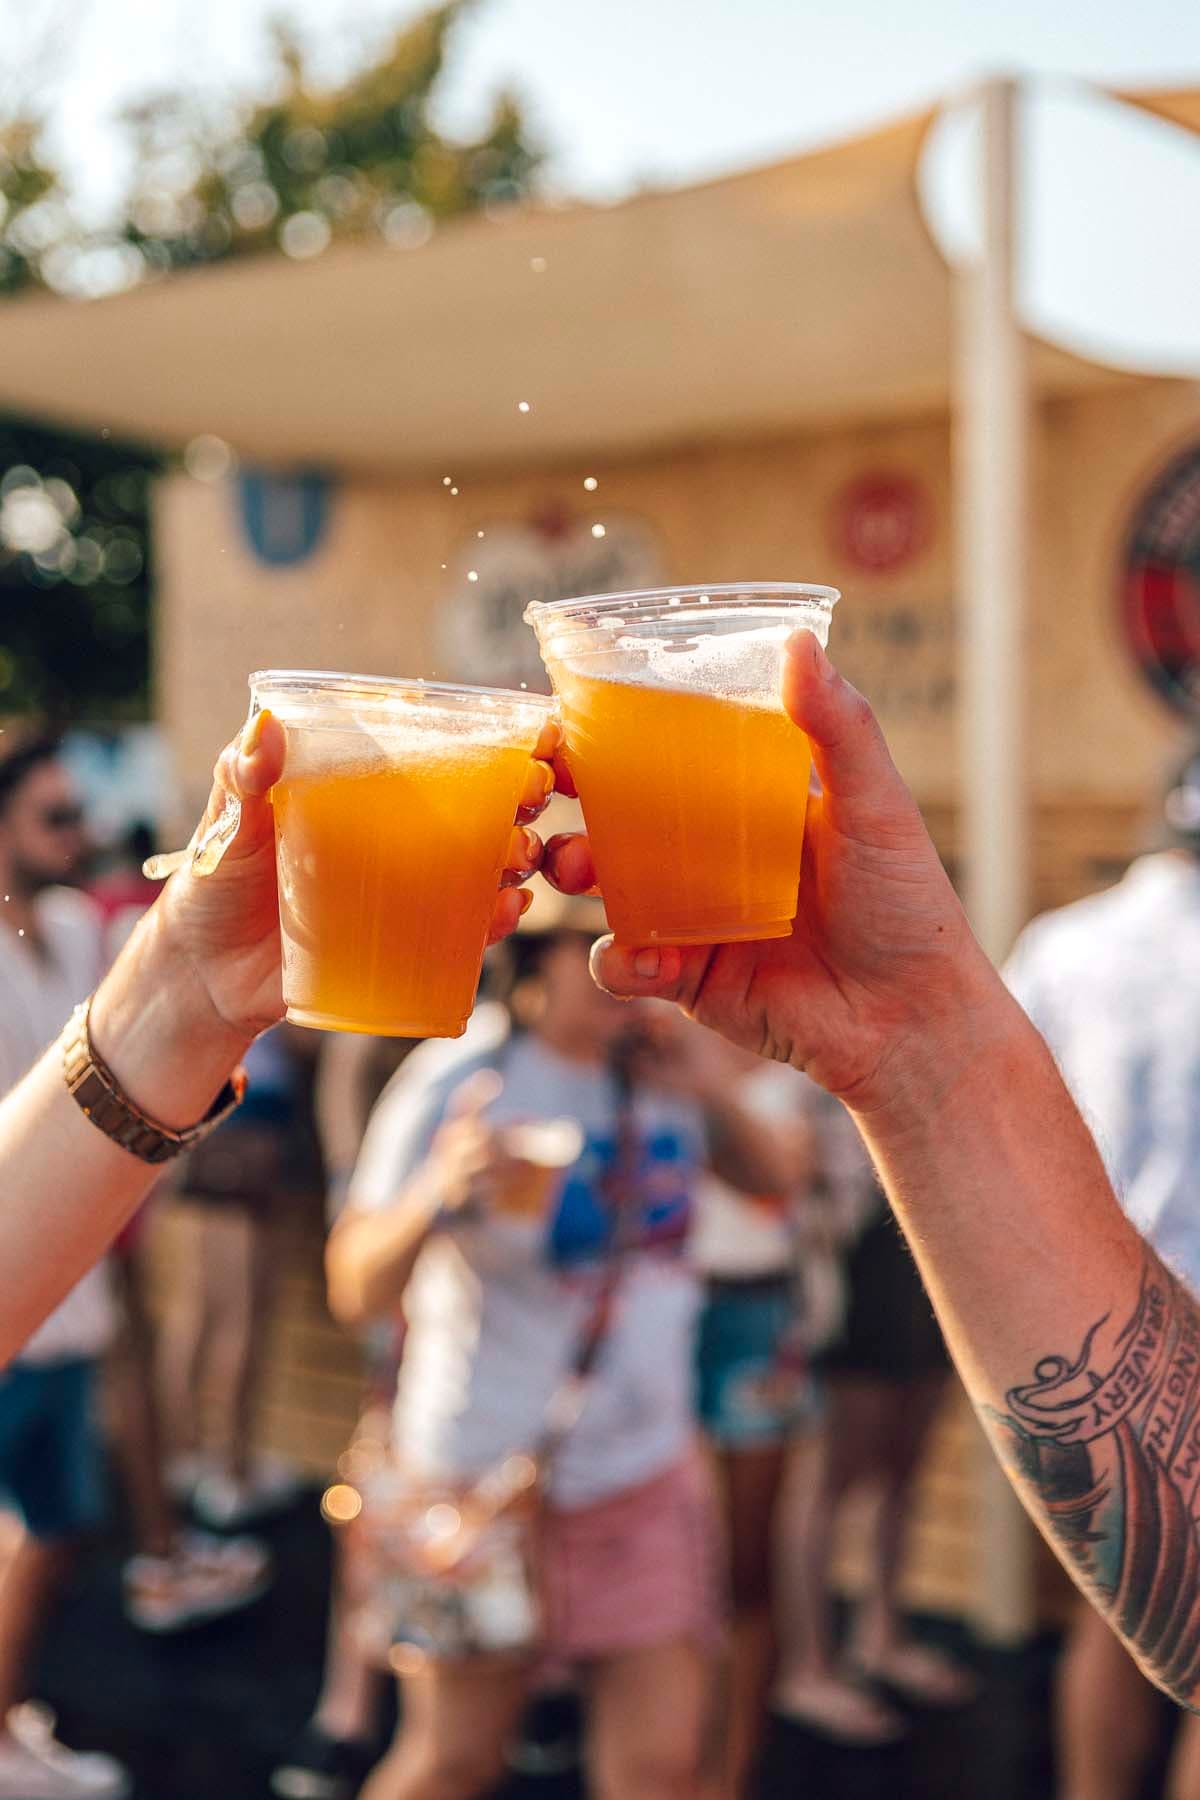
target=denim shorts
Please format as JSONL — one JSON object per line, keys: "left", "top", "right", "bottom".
{"left": 695, "top": 1275, "right": 818, "bottom": 1449}
{"left": 0, "top": 1359, "right": 105, "bottom": 1539}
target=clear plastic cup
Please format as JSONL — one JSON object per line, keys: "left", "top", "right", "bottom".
{"left": 250, "top": 671, "right": 556, "bottom": 1037}
{"left": 523, "top": 584, "right": 838, "bottom": 947}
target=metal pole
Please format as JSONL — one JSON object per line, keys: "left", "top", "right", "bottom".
{"left": 953, "top": 75, "right": 1036, "bottom": 1645}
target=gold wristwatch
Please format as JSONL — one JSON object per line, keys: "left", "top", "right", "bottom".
{"left": 62, "top": 996, "right": 246, "bottom": 1165}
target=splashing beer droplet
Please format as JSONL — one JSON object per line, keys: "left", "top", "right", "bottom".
{"left": 467, "top": 570, "right": 479, "bottom": 582}
{"left": 583, "top": 476, "right": 598, "bottom": 492}
{"left": 517, "top": 401, "right": 531, "bottom": 414}
{"left": 591, "top": 523, "right": 606, "bottom": 539}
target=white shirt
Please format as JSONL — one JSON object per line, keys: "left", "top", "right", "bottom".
{"left": 350, "top": 1007, "right": 704, "bottom": 1508}
{"left": 1005, "top": 854, "right": 1200, "bottom": 1293}
{"left": 0, "top": 890, "right": 115, "bottom": 1362}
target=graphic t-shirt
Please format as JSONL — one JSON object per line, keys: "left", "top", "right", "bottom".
{"left": 349, "top": 1006, "right": 704, "bottom": 1508}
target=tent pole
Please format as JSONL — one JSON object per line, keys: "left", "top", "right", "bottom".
{"left": 954, "top": 74, "right": 1036, "bottom": 1645}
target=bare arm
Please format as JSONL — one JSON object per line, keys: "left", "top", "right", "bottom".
{"left": 0, "top": 712, "right": 561, "bottom": 1367}
{"left": 326, "top": 1076, "right": 517, "bottom": 1327}
{"left": 551, "top": 627, "right": 1200, "bottom": 1706}
{"left": 853, "top": 982, "right": 1200, "bottom": 1702}
{"left": 325, "top": 1172, "right": 443, "bottom": 1327}
{"left": 703, "top": 1091, "right": 800, "bottom": 1195}
{"left": 0, "top": 870, "right": 254, "bottom": 1367}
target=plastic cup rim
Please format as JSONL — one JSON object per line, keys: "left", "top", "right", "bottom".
{"left": 523, "top": 581, "right": 839, "bottom": 627}
{"left": 248, "top": 669, "right": 557, "bottom": 713}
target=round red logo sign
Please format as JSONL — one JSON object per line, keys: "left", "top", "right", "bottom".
{"left": 832, "top": 473, "right": 930, "bottom": 576}
{"left": 1121, "top": 445, "right": 1200, "bottom": 716}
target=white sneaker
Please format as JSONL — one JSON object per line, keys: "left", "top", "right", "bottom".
{"left": 124, "top": 1530, "right": 273, "bottom": 1633}
{"left": 192, "top": 1455, "right": 302, "bottom": 1530}
{"left": 0, "top": 1705, "right": 131, "bottom": 1798}
{"left": 164, "top": 1451, "right": 209, "bottom": 1503}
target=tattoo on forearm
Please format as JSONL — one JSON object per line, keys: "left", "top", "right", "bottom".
{"left": 991, "top": 1254, "right": 1200, "bottom": 1705}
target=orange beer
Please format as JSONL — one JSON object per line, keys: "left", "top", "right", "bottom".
{"left": 252, "top": 674, "right": 555, "bottom": 1037}
{"left": 525, "top": 585, "right": 838, "bottom": 947}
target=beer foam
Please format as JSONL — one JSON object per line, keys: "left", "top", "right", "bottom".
{"left": 264, "top": 690, "right": 543, "bottom": 777}
{"left": 554, "top": 620, "right": 794, "bottom": 707}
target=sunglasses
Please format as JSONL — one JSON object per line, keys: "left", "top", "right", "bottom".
{"left": 39, "top": 805, "right": 85, "bottom": 831}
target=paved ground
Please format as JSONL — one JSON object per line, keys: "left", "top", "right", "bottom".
{"left": 33, "top": 1489, "right": 1180, "bottom": 1800}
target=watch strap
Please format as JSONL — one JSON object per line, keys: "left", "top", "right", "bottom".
{"left": 62, "top": 996, "right": 246, "bottom": 1165}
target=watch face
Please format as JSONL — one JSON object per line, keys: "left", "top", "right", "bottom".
{"left": 1121, "top": 444, "right": 1200, "bottom": 717}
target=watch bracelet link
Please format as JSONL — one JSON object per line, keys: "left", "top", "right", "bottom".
{"left": 62, "top": 995, "right": 246, "bottom": 1166}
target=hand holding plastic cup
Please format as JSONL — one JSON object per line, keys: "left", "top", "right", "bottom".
{"left": 524, "top": 584, "right": 837, "bottom": 947}
{"left": 250, "top": 672, "right": 557, "bottom": 1038}
{"left": 495, "top": 1119, "right": 586, "bottom": 1218}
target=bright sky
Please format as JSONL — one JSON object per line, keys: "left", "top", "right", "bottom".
{"left": 23, "top": 0, "right": 1200, "bottom": 370}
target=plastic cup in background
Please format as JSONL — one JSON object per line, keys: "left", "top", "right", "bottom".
{"left": 250, "top": 671, "right": 556, "bottom": 1037}
{"left": 523, "top": 584, "right": 838, "bottom": 947}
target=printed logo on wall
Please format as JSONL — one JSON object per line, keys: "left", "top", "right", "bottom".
{"left": 831, "top": 472, "right": 931, "bottom": 576}
{"left": 437, "top": 503, "right": 662, "bottom": 689}
{"left": 238, "top": 469, "right": 334, "bottom": 567}
{"left": 1122, "top": 444, "right": 1200, "bottom": 716}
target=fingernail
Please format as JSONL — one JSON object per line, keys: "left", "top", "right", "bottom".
{"left": 523, "top": 826, "right": 543, "bottom": 868}
{"left": 633, "top": 949, "right": 661, "bottom": 979}
{"left": 241, "top": 708, "right": 270, "bottom": 755}
{"left": 517, "top": 888, "right": 534, "bottom": 916}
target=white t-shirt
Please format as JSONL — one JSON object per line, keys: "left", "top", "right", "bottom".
{"left": 1005, "top": 854, "right": 1200, "bottom": 1293}
{"left": 0, "top": 890, "right": 115, "bottom": 1363}
{"left": 349, "top": 1006, "right": 704, "bottom": 1509}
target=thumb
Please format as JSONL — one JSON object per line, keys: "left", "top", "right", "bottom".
{"left": 589, "top": 936, "right": 704, "bottom": 1006}
{"left": 445, "top": 1068, "right": 504, "bottom": 1122}
{"left": 781, "top": 629, "right": 909, "bottom": 822}
{"left": 202, "top": 710, "right": 287, "bottom": 869}
{"left": 233, "top": 708, "right": 286, "bottom": 799}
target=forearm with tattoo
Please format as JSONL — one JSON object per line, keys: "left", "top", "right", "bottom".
{"left": 988, "top": 1251, "right": 1200, "bottom": 1706}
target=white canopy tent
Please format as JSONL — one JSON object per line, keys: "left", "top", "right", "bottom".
{"left": 0, "top": 95, "right": 1151, "bottom": 471}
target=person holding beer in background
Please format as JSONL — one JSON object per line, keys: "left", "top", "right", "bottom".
{"left": 325, "top": 864, "right": 792, "bottom": 1800}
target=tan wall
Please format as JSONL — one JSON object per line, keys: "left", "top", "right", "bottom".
{"left": 156, "top": 412, "right": 959, "bottom": 810}
{"left": 157, "top": 378, "right": 1200, "bottom": 822}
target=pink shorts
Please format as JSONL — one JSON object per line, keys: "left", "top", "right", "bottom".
{"left": 537, "top": 1452, "right": 722, "bottom": 1666}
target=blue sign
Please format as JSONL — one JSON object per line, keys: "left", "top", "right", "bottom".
{"left": 238, "top": 469, "right": 333, "bottom": 567}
